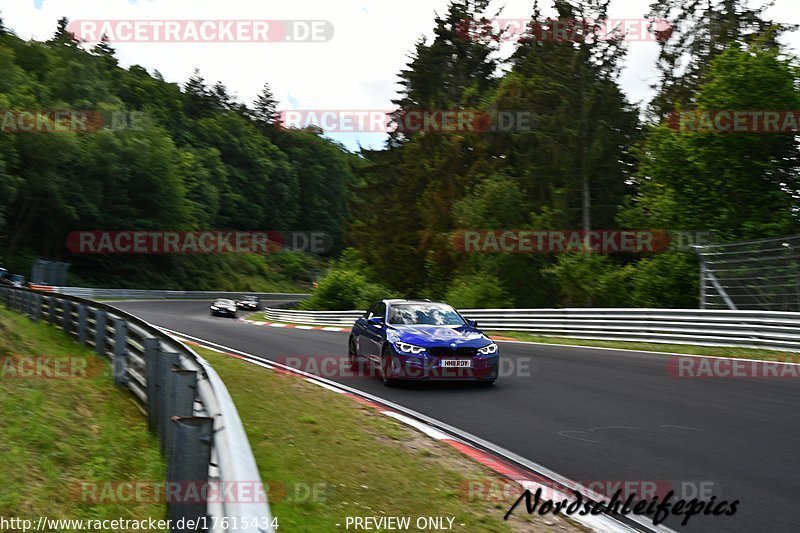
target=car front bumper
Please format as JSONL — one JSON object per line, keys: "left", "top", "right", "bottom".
{"left": 387, "top": 351, "right": 499, "bottom": 381}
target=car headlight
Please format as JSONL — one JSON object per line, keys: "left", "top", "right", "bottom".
{"left": 478, "top": 343, "right": 498, "bottom": 355}
{"left": 211, "top": 306, "right": 218, "bottom": 310}
{"left": 394, "top": 342, "right": 426, "bottom": 355}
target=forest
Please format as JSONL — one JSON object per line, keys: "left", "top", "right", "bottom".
{"left": 1, "top": 0, "right": 798, "bottom": 309}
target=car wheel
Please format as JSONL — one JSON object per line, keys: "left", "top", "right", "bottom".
{"left": 381, "top": 345, "right": 398, "bottom": 387}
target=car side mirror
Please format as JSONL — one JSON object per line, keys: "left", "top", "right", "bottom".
{"left": 368, "top": 316, "right": 384, "bottom": 327}
{"left": 468, "top": 319, "right": 478, "bottom": 328}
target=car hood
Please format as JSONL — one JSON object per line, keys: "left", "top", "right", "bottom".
{"left": 388, "top": 325, "right": 488, "bottom": 347}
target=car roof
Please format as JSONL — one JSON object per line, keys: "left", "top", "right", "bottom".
{"left": 384, "top": 299, "right": 445, "bottom": 305}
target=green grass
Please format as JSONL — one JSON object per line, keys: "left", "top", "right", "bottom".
{"left": 488, "top": 331, "right": 800, "bottom": 362}
{"left": 196, "top": 346, "right": 580, "bottom": 532}
{"left": 0, "top": 307, "right": 167, "bottom": 529}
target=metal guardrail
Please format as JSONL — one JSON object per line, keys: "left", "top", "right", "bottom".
{"left": 2, "top": 286, "right": 275, "bottom": 533}
{"left": 263, "top": 308, "right": 363, "bottom": 326}
{"left": 263, "top": 307, "right": 800, "bottom": 353}
{"left": 48, "top": 286, "right": 309, "bottom": 300}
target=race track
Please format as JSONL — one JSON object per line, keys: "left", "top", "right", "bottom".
{"left": 113, "top": 300, "right": 800, "bottom": 533}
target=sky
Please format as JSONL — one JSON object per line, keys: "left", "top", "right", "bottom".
{"left": 4, "top": 0, "right": 799, "bottom": 150}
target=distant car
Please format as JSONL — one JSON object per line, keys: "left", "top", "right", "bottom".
{"left": 0, "top": 273, "right": 25, "bottom": 287}
{"left": 210, "top": 298, "right": 238, "bottom": 318}
{"left": 348, "top": 299, "right": 499, "bottom": 386}
{"left": 236, "top": 295, "right": 262, "bottom": 311}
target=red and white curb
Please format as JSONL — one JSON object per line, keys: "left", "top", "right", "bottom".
{"left": 157, "top": 326, "right": 672, "bottom": 533}
{"left": 239, "top": 316, "right": 347, "bottom": 332}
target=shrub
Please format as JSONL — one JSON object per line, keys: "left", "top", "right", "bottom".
{"left": 628, "top": 252, "right": 698, "bottom": 308}
{"left": 544, "top": 253, "right": 632, "bottom": 307}
{"left": 300, "top": 268, "right": 397, "bottom": 310}
{"left": 445, "top": 272, "right": 513, "bottom": 309}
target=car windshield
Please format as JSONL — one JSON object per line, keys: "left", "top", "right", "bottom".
{"left": 388, "top": 303, "right": 465, "bottom": 326}
{"left": 216, "top": 299, "right": 234, "bottom": 305}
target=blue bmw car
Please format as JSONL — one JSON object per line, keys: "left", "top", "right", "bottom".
{"left": 348, "top": 299, "right": 499, "bottom": 386}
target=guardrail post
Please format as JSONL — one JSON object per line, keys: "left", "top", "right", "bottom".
{"left": 94, "top": 310, "right": 107, "bottom": 356}
{"left": 167, "top": 416, "right": 214, "bottom": 529}
{"left": 158, "top": 351, "right": 181, "bottom": 449}
{"left": 62, "top": 299, "right": 72, "bottom": 335}
{"left": 166, "top": 370, "right": 198, "bottom": 462}
{"left": 32, "top": 294, "right": 41, "bottom": 321}
{"left": 48, "top": 296, "right": 59, "bottom": 326}
{"left": 113, "top": 318, "right": 128, "bottom": 385}
{"left": 700, "top": 261, "right": 708, "bottom": 309}
{"left": 77, "top": 304, "right": 88, "bottom": 344}
{"left": 144, "top": 338, "right": 161, "bottom": 433}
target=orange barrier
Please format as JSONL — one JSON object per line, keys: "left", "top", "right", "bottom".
{"left": 28, "top": 284, "right": 55, "bottom": 292}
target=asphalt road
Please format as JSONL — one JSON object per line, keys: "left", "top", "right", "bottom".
{"left": 114, "top": 300, "right": 799, "bottom": 533}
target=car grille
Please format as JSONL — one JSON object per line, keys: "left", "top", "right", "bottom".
{"left": 428, "top": 346, "right": 478, "bottom": 358}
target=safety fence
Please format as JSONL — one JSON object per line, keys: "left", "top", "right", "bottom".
{"left": 263, "top": 306, "right": 800, "bottom": 353}
{"left": 1, "top": 286, "right": 275, "bottom": 533}
{"left": 38, "top": 286, "right": 309, "bottom": 301}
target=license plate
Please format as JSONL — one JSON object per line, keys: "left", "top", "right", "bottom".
{"left": 441, "top": 360, "right": 472, "bottom": 368}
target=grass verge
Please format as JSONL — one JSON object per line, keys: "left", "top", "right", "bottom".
{"left": 0, "top": 307, "right": 166, "bottom": 529}
{"left": 488, "top": 331, "right": 799, "bottom": 362}
{"left": 196, "top": 346, "right": 583, "bottom": 532}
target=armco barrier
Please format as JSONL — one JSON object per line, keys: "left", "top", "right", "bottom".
{"left": 50, "top": 286, "right": 309, "bottom": 301}
{"left": 1, "top": 286, "right": 275, "bottom": 533}
{"left": 263, "top": 306, "right": 800, "bottom": 353}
